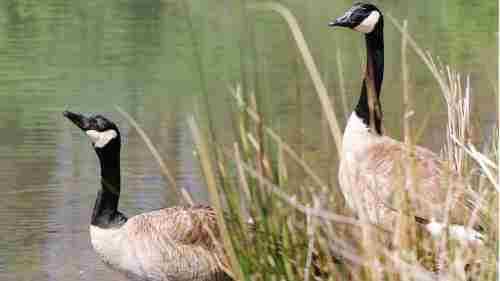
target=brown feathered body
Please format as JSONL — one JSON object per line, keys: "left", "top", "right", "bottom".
{"left": 338, "top": 113, "right": 480, "bottom": 231}
{"left": 89, "top": 205, "right": 230, "bottom": 281}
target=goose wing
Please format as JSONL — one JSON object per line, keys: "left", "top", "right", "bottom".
{"left": 122, "top": 206, "right": 229, "bottom": 281}
{"left": 126, "top": 206, "right": 220, "bottom": 248}
{"left": 359, "top": 137, "right": 484, "bottom": 229}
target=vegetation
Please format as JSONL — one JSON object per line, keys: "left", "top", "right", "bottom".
{"left": 182, "top": 3, "right": 498, "bottom": 281}
{"left": 88, "top": 1, "right": 497, "bottom": 280}
{"left": 0, "top": 1, "right": 496, "bottom": 280}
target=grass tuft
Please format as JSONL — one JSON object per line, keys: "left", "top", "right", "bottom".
{"left": 124, "top": 3, "right": 498, "bottom": 280}
{"left": 191, "top": 4, "right": 498, "bottom": 280}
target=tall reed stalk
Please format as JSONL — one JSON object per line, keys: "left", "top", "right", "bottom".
{"left": 247, "top": 2, "right": 343, "bottom": 153}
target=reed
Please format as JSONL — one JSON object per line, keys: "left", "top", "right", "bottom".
{"left": 120, "top": 2, "right": 497, "bottom": 280}
{"left": 336, "top": 48, "right": 349, "bottom": 120}
{"left": 115, "top": 105, "right": 184, "bottom": 202}
{"left": 247, "top": 2, "right": 343, "bottom": 153}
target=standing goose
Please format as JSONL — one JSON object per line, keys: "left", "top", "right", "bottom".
{"left": 63, "top": 111, "right": 230, "bottom": 281}
{"left": 329, "top": 3, "right": 484, "bottom": 243}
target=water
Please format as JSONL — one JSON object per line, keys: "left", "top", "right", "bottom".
{"left": 0, "top": 1, "right": 496, "bottom": 280}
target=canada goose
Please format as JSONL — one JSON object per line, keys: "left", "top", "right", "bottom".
{"left": 63, "top": 111, "right": 230, "bottom": 281}
{"left": 329, "top": 3, "right": 484, "bottom": 244}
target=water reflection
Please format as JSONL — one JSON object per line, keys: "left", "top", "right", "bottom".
{"left": 0, "top": 0, "right": 496, "bottom": 280}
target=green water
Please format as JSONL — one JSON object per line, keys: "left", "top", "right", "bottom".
{"left": 0, "top": 0, "right": 496, "bottom": 280}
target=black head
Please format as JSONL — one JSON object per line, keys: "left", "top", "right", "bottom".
{"left": 328, "top": 2, "right": 382, "bottom": 34}
{"left": 63, "top": 111, "right": 120, "bottom": 150}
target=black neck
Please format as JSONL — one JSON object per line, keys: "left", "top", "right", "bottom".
{"left": 355, "top": 18, "right": 384, "bottom": 135}
{"left": 91, "top": 142, "right": 127, "bottom": 228}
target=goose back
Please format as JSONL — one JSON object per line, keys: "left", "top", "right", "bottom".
{"left": 339, "top": 117, "right": 482, "bottom": 230}
{"left": 90, "top": 205, "right": 230, "bottom": 281}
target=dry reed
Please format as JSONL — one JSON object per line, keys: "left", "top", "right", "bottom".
{"left": 120, "top": 2, "right": 498, "bottom": 280}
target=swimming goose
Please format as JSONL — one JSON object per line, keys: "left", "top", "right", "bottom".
{"left": 63, "top": 111, "right": 230, "bottom": 281}
{"left": 329, "top": 3, "right": 484, "bottom": 244}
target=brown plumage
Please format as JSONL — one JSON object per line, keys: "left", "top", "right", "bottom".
{"left": 330, "top": 3, "right": 484, "bottom": 243}
{"left": 339, "top": 131, "right": 482, "bottom": 231}
{"left": 100, "top": 205, "right": 231, "bottom": 281}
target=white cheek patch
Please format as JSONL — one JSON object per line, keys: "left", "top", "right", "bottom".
{"left": 354, "top": 11, "right": 380, "bottom": 34}
{"left": 86, "top": 129, "right": 118, "bottom": 148}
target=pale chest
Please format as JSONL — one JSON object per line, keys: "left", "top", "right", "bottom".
{"left": 338, "top": 113, "right": 389, "bottom": 222}
{"left": 89, "top": 224, "right": 143, "bottom": 279}
{"left": 341, "top": 113, "right": 381, "bottom": 164}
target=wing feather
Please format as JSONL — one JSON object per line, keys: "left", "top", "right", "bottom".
{"left": 344, "top": 136, "right": 485, "bottom": 230}
{"left": 121, "top": 206, "right": 230, "bottom": 281}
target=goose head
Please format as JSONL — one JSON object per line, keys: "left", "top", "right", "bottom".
{"left": 329, "top": 2, "right": 382, "bottom": 34}
{"left": 63, "top": 111, "right": 121, "bottom": 157}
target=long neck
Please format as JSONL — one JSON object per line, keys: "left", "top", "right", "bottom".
{"left": 355, "top": 19, "right": 384, "bottom": 135}
{"left": 91, "top": 144, "right": 127, "bottom": 228}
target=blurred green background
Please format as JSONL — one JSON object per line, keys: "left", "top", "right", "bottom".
{"left": 0, "top": 0, "right": 496, "bottom": 280}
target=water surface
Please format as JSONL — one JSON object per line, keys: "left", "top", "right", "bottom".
{"left": 0, "top": 0, "right": 496, "bottom": 280}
